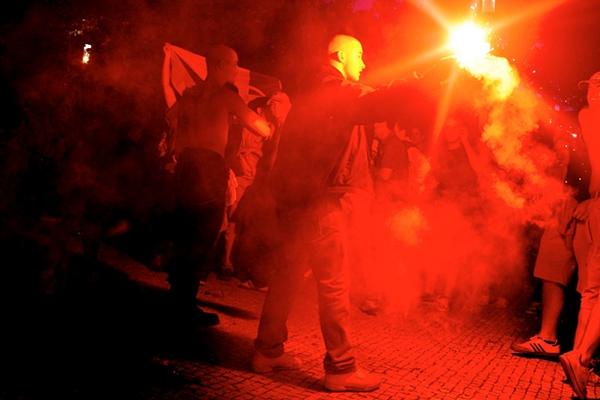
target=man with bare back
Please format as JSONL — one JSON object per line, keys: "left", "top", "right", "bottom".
{"left": 165, "top": 44, "right": 271, "bottom": 325}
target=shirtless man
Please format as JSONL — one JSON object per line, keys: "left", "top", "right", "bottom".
{"left": 164, "top": 44, "right": 271, "bottom": 325}
{"left": 559, "top": 71, "right": 600, "bottom": 399}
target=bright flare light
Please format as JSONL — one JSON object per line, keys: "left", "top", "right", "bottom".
{"left": 447, "top": 21, "right": 519, "bottom": 100}
{"left": 448, "top": 21, "right": 491, "bottom": 68}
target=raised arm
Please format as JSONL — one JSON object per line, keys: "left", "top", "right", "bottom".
{"left": 341, "top": 81, "right": 428, "bottom": 127}
{"left": 228, "top": 92, "right": 272, "bottom": 139}
{"left": 162, "top": 43, "right": 177, "bottom": 109}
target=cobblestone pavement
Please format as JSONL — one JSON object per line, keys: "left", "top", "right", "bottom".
{"left": 6, "top": 241, "right": 599, "bottom": 400}
{"left": 93, "top": 247, "right": 599, "bottom": 400}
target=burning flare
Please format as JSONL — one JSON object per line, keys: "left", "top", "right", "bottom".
{"left": 447, "top": 21, "right": 519, "bottom": 100}
{"left": 448, "top": 21, "right": 491, "bottom": 68}
{"left": 446, "top": 20, "right": 567, "bottom": 225}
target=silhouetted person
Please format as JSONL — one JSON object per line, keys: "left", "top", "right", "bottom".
{"left": 165, "top": 44, "right": 271, "bottom": 325}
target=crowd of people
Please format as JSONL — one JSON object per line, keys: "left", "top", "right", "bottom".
{"left": 160, "top": 33, "right": 599, "bottom": 395}
{"left": 3, "top": 27, "right": 599, "bottom": 395}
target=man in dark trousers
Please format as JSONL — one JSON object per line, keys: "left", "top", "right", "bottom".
{"left": 166, "top": 44, "right": 271, "bottom": 325}
{"left": 251, "top": 34, "right": 410, "bottom": 392}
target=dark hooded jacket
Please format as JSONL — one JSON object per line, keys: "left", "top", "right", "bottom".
{"left": 270, "top": 66, "right": 400, "bottom": 209}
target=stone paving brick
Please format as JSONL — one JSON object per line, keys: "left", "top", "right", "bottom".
{"left": 97, "top": 249, "right": 600, "bottom": 399}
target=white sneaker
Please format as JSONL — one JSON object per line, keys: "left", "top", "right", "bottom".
{"left": 324, "top": 368, "right": 381, "bottom": 392}
{"left": 511, "top": 335, "right": 560, "bottom": 358}
{"left": 251, "top": 351, "right": 302, "bottom": 373}
{"left": 560, "top": 351, "right": 591, "bottom": 399}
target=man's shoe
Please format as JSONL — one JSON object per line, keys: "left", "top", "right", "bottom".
{"left": 173, "top": 306, "right": 220, "bottom": 327}
{"left": 238, "top": 280, "right": 253, "bottom": 290}
{"left": 194, "top": 309, "right": 220, "bottom": 327}
{"left": 324, "top": 368, "right": 381, "bottom": 392}
{"left": 359, "top": 298, "right": 382, "bottom": 316}
{"left": 511, "top": 335, "right": 560, "bottom": 358}
{"left": 239, "top": 280, "right": 269, "bottom": 292}
{"left": 559, "top": 351, "right": 590, "bottom": 399}
{"left": 251, "top": 351, "right": 302, "bottom": 373}
{"left": 256, "top": 285, "right": 269, "bottom": 293}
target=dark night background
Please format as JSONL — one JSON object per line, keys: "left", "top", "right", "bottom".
{"left": 1, "top": 0, "right": 597, "bottom": 228}
{"left": 0, "top": 0, "right": 598, "bottom": 397}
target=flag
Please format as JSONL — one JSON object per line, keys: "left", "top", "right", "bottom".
{"left": 162, "top": 43, "right": 282, "bottom": 108}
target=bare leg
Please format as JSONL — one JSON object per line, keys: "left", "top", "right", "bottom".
{"left": 539, "top": 281, "right": 565, "bottom": 341}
